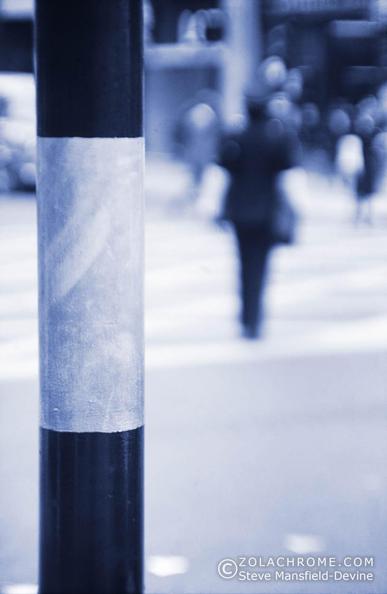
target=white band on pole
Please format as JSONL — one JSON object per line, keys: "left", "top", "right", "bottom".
{"left": 37, "top": 137, "right": 144, "bottom": 433}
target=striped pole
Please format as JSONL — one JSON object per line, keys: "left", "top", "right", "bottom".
{"left": 35, "top": 1, "right": 144, "bottom": 593}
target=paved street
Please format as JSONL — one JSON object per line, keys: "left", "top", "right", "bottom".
{"left": 1, "top": 167, "right": 387, "bottom": 593}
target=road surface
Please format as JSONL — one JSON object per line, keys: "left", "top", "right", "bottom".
{"left": 1, "top": 169, "right": 387, "bottom": 593}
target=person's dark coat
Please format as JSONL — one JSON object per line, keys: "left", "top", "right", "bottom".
{"left": 219, "top": 117, "right": 299, "bottom": 230}
{"left": 357, "top": 134, "right": 380, "bottom": 199}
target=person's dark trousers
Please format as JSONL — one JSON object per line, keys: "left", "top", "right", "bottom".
{"left": 233, "top": 224, "right": 271, "bottom": 338}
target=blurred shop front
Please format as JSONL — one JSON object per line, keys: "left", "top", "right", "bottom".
{"left": 145, "top": 0, "right": 262, "bottom": 154}
{"left": 145, "top": 0, "right": 225, "bottom": 155}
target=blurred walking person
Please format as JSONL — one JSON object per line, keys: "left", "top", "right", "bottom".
{"left": 174, "top": 91, "right": 220, "bottom": 202}
{"left": 219, "top": 89, "right": 299, "bottom": 339}
{"left": 354, "top": 108, "right": 381, "bottom": 225}
{"left": 335, "top": 121, "right": 364, "bottom": 215}
{"left": 336, "top": 102, "right": 382, "bottom": 226}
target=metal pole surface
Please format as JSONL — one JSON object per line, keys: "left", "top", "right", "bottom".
{"left": 35, "top": 1, "right": 144, "bottom": 592}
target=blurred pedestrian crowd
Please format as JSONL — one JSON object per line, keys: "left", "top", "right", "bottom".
{"left": 174, "top": 55, "right": 387, "bottom": 339}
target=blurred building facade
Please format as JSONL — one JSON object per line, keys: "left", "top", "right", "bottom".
{"left": 146, "top": 0, "right": 387, "bottom": 152}
{"left": 262, "top": 0, "right": 387, "bottom": 106}
{"left": 0, "top": 0, "right": 387, "bottom": 153}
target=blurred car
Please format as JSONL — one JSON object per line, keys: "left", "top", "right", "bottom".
{"left": 0, "top": 72, "right": 36, "bottom": 192}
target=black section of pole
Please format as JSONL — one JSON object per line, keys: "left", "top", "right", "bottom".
{"left": 39, "top": 429, "right": 144, "bottom": 594}
{"left": 36, "top": 0, "right": 143, "bottom": 138}
{"left": 35, "top": 1, "right": 144, "bottom": 593}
